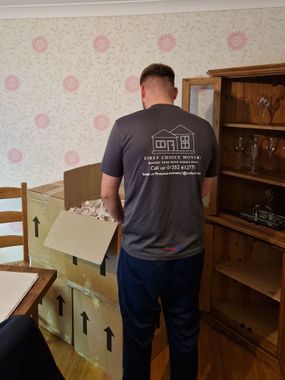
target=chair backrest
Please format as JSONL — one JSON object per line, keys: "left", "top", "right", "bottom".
{"left": 0, "top": 183, "right": 29, "bottom": 263}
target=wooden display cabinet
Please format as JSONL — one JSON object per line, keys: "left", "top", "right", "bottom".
{"left": 182, "top": 63, "right": 285, "bottom": 378}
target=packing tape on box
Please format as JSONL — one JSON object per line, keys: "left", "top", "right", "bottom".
{"left": 66, "top": 280, "right": 91, "bottom": 296}
{"left": 66, "top": 280, "right": 118, "bottom": 308}
{"left": 27, "top": 193, "right": 63, "bottom": 205}
{"left": 44, "top": 186, "right": 64, "bottom": 196}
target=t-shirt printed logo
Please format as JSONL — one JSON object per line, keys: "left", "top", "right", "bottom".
{"left": 152, "top": 125, "right": 195, "bottom": 154}
{"left": 142, "top": 124, "right": 202, "bottom": 177}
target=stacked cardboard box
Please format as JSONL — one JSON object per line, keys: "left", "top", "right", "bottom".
{"left": 28, "top": 181, "right": 74, "bottom": 344}
{"left": 27, "top": 164, "right": 168, "bottom": 379}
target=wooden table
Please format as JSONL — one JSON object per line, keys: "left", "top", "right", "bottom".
{"left": 0, "top": 265, "right": 57, "bottom": 322}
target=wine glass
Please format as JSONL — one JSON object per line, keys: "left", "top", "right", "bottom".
{"left": 249, "top": 136, "right": 259, "bottom": 174}
{"left": 258, "top": 95, "right": 282, "bottom": 125}
{"left": 264, "top": 137, "right": 278, "bottom": 171}
{"left": 257, "top": 96, "right": 272, "bottom": 125}
{"left": 269, "top": 96, "right": 281, "bottom": 124}
{"left": 234, "top": 136, "right": 245, "bottom": 170}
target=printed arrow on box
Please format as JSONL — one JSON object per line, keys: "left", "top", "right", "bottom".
{"left": 80, "top": 311, "right": 89, "bottom": 335}
{"left": 33, "top": 216, "right": 40, "bottom": 238}
{"left": 104, "top": 326, "right": 114, "bottom": 352}
{"left": 56, "top": 295, "right": 65, "bottom": 317}
{"left": 72, "top": 256, "right": 78, "bottom": 266}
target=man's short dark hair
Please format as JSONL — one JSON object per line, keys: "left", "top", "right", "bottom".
{"left": 140, "top": 63, "right": 175, "bottom": 85}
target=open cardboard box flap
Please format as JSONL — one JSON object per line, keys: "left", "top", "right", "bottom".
{"left": 64, "top": 164, "right": 102, "bottom": 209}
{"left": 44, "top": 210, "right": 118, "bottom": 265}
{"left": 43, "top": 163, "right": 119, "bottom": 265}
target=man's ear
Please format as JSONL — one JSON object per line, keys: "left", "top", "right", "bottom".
{"left": 173, "top": 87, "right": 178, "bottom": 100}
{"left": 140, "top": 85, "right": 145, "bottom": 99}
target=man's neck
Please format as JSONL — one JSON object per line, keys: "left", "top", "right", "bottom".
{"left": 144, "top": 98, "right": 174, "bottom": 109}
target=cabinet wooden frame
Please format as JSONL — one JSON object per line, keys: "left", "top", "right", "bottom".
{"left": 181, "top": 77, "right": 221, "bottom": 314}
{"left": 182, "top": 63, "right": 285, "bottom": 378}
{"left": 181, "top": 77, "right": 222, "bottom": 216}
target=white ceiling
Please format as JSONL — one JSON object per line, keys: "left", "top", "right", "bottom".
{"left": 0, "top": 0, "right": 284, "bottom": 19}
{"left": 0, "top": 0, "right": 284, "bottom": 6}
{"left": 0, "top": 0, "right": 157, "bottom": 4}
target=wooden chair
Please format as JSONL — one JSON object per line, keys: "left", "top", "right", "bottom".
{"left": 0, "top": 183, "right": 57, "bottom": 323}
{"left": 0, "top": 183, "right": 29, "bottom": 264}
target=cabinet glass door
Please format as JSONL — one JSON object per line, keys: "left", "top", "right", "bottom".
{"left": 182, "top": 77, "right": 221, "bottom": 214}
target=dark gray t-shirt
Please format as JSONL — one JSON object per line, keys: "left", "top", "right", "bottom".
{"left": 101, "top": 104, "right": 218, "bottom": 260}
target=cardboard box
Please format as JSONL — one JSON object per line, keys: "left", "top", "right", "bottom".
{"left": 27, "top": 164, "right": 122, "bottom": 301}
{"left": 31, "top": 256, "right": 73, "bottom": 345}
{"left": 44, "top": 209, "right": 118, "bottom": 265}
{"left": 72, "top": 285, "right": 168, "bottom": 380}
{"left": 27, "top": 181, "right": 64, "bottom": 255}
{"left": 43, "top": 164, "right": 121, "bottom": 266}
{"left": 27, "top": 167, "right": 168, "bottom": 377}
{"left": 64, "top": 250, "right": 119, "bottom": 304}
{"left": 39, "top": 278, "right": 73, "bottom": 345}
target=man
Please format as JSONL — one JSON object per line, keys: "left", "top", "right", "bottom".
{"left": 101, "top": 63, "right": 218, "bottom": 380}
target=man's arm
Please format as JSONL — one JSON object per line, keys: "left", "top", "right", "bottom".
{"left": 101, "top": 173, "right": 124, "bottom": 224}
{"left": 202, "top": 177, "right": 215, "bottom": 199}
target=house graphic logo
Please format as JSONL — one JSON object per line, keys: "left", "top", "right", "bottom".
{"left": 152, "top": 125, "right": 195, "bottom": 154}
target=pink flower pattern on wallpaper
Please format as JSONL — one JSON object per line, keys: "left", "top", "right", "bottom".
{"left": 64, "top": 150, "right": 80, "bottom": 166}
{"left": 34, "top": 113, "right": 50, "bottom": 129}
{"left": 124, "top": 75, "right": 140, "bottom": 93}
{"left": 63, "top": 75, "right": 80, "bottom": 92}
{"left": 7, "top": 148, "right": 23, "bottom": 164}
{"left": 1, "top": 9, "right": 283, "bottom": 191}
{"left": 92, "top": 35, "right": 110, "bottom": 53}
{"left": 4, "top": 75, "right": 20, "bottom": 91}
{"left": 93, "top": 114, "right": 110, "bottom": 131}
{"left": 157, "top": 33, "right": 176, "bottom": 52}
{"left": 226, "top": 31, "right": 248, "bottom": 51}
{"left": 32, "top": 36, "right": 48, "bottom": 54}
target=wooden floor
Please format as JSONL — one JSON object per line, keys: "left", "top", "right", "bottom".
{"left": 43, "top": 321, "right": 283, "bottom": 380}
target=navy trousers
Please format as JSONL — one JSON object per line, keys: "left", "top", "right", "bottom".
{"left": 0, "top": 315, "right": 65, "bottom": 380}
{"left": 117, "top": 248, "right": 204, "bottom": 380}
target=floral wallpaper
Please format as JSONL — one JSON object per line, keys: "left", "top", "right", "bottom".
{"left": 1, "top": 7, "right": 285, "bottom": 260}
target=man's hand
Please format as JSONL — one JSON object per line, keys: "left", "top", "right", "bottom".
{"left": 101, "top": 173, "right": 124, "bottom": 224}
{"left": 202, "top": 177, "right": 215, "bottom": 199}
